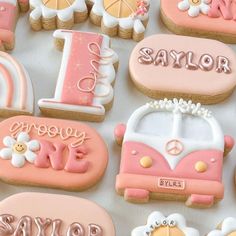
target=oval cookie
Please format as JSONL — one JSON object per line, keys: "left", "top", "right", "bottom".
{"left": 129, "top": 34, "right": 236, "bottom": 104}
{"left": 160, "top": 0, "right": 236, "bottom": 44}
{"left": 0, "top": 116, "right": 108, "bottom": 190}
{"left": 0, "top": 192, "right": 115, "bottom": 235}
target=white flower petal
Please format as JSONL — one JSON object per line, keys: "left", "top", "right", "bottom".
{"left": 11, "top": 153, "right": 25, "bottom": 168}
{"left": 3, "top": 136, "right": 16, "bottom": 148}
{"left": 200, "top": 3, "right": 210, "bottom": 14}
{"left": 24, "top": 150, "right": 36, "bottom": 164}
{"left": 0, "top": 148, "right": 12, "bottom": 160}
{"left": 27, "top": 140, "right": 40, "bottom": 151}
{"left": 188, "top": 5, "right": 200, "bottom": 17}
{"left": 17, "top": 132, "right": 30, "bottom": 143}
{"left": 178, "top": 0, "right": 190, "bottom": 11}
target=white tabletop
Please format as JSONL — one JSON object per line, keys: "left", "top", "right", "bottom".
{"left": 6, "top": 1, "right": 236, "bottom": 235}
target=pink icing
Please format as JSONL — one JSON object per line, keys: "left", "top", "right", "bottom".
{"left": 114, "top": 124, "right": 126, "bottom": 140}
{"left": 0, "top": 3, "right": 16, "bottom": 31}
{"left": 61, "top": 31, "right": 103, "bottom": 106}
{"left": 224, "top": 135, "right": 235, "bottom": 151}
{"left": 189, "top": 194, "right": 214, "bottom": 205}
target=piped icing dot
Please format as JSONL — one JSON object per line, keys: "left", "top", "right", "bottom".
{"left": 140, "top": 156, "right": 152, "bottom": 168}
{"left": 210, "top": 158, "right": 216, "bottom": 163}
{"left": 131, "top": 150, "right": 138, "bottom": 155}
{"left": 0, "top": 6, "right": 6, "bottom": 11}
{"left": 195, "top": 161, "right": 207, "bottom": 172}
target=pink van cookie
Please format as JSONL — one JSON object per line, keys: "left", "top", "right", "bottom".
{"left": 114, "top": 99, "right": 234, "bottom": 207}
{"left": 0, "top": 192, "right": 115, "bottom": 235}
{"left": 161, "top": 0, "right": 236, "bottom": 44}
{"left": 0, "top": 116, "right": 108, "bottom": 191}
{"left": 0, "top": 0, "right": 29, "bottom": 51}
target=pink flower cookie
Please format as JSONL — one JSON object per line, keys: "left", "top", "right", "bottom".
{"left": 0, "top": 51, "right": 34, "bottom": 116}
{"left": 0, "top": 192, "right": 115, "bottom": 235}
{"left": 129, "top": 34, "right": 236, "bottom": 104}
{"left": 161, "top": 0, "right": 236, "bottom": 43}
{"left": 0, "top": 116, "right": 109, "bottom": 191}
{"left": 0, "top": 0, "right": 29, "bottom": 51}
{"left": 38, "top": 30, "right": 119, "bottom": 122}
{"left": 114, "top": 99, "right": 234, "bottom": 207}
{"left": 132, "top": 211, "right": 199, "bottom": 236}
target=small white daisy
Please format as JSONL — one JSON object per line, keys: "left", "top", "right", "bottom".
{"left": 178, "top": 0, "right": 211, "bottom": 17}
{"left": 0, "top": 132, "right": 40, "bottom": 168}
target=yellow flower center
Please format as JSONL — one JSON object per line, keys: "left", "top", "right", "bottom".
{"left": 189, "top": 0, "right": 201, "bottom": 6}
{"left": 12, "top": 142, "right": 27, "bottom": 154}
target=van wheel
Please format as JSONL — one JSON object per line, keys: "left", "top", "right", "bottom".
{"left": 186, "top": 194, "right": 214, "bottom": 208}
{"left": 124, "top": 188, "right": 149, "bottom": 203}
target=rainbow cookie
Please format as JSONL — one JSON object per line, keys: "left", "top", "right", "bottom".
{"left": 29, "top": 0, "right": 88, "bottom": 31}
{"left": 90, "top": 0, "right": 150, "bottom": 41}
{"left": 0, "top": 192, "right": 115, "bottom": 235}
{"left": 114, "top": 99, "right": 234, "bottom": 207}
{"left": 207, "top": 217, "right": 236, "bottom": 236}
{"left": 0, "top": 116, "right": 108, "bottom": 190}
{"left": 0, "top": 0, "right": 29, "bottom": 51}
{"left": 132, "top": 211, "right": 199, "bottom": 236}
{"left": 0, "top": 51, "right": 34, "bottom": 116}
{"left": 160, "top": 0, "right": 236, "bottom": 44}
{"left": 129, "top": 34, "right": 236, "bottom": 104}
{"left": 38, "top": 30, "right": 119, "bottom": 122}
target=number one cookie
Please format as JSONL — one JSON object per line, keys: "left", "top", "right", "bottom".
{"left": 38, "top": 30, "right": 119, "bottom": 122}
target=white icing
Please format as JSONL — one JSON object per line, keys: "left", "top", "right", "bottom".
{"left": 91, "top": 0, "right": 149, "bottom": 33}
{"left": 207, "top": 217, "right": 236, "bottom": 236}
{"left": 124, "top": 99, "right": 225, "bottom": 170}
{"left": 29, "top": 0, "right": 88, "bottom": 21}
{"left": 38, "top": 29, "right": 118, "bottom": 117}
{"left": 0, "top": 0, "right": 17, "bottom": 5}
{"left": 131, "top": 211, "right": 199, "bottom": 236}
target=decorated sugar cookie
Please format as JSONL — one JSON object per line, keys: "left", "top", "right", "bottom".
{"left": 38, "top": 30, "right": 119, "bottom": 122}
{"left": 29, "top": 0, "right": 88, "bottom": 31}
{"left": 129, "top": 34, "right": 236, "bottom": 104}
{"left": 0, "top": 192, "right": 115, "bottom": 235}
{"left": 207, "top": 217, "right": 236, "bottom": 236}
{"left": 132, "top": 211, "right": 199, "bottom": 236}
{"left": 161, "top": 0, "right": 236, "bottom": 43}
{"left": 0, "top": 51, "right": 34, "bottom": 116}
{"left": 90, "top": 0, "right": 150, "bottom": 41}
{"left": 114, "top": 99, "right": 234, "bottom": 207}
{"left": 0, "top": 0, "right": 29, "bottom": 51}
{"left": 0, "top": 116, "right": 108, "bottom": 190}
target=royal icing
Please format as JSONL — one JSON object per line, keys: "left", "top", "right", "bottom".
{"left": 207, "top": 217, "right": 236, "bottom": 236}
{"left": 0, "top": 51, "right": 34, "bottom": 115}
{"left": 0, "top": 192, "right": 115, "bottom": 235}
{"left": 132, "top": 211, "right": 199, "bottom": 236}
{"left": 129, "top": 34, "right": 236, "bottom": 103}
{"left": 115, "top": 99, "right": 234, "bottom": 206}
{"left": 0, "top": 116, "right": 108, "bottom": 190}
{"left": 38, "top": 30, "right": 118, "bottom": 121}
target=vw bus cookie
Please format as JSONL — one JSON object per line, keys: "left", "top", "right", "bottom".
{"left": 90, "top": 0, "right": 150, "bottom": 41}
{"left": 38, "top": 30, "right": 119, "bottom": 122}
{"left": 0, "top": 116, "right": 108, "bottom": 190}
{"left": 160, "top": 0, "right": 236, "bottom": 44}
{"left": 0, "top": 192, "right": 115, "bottom": 235}
{"left": 129, "top": 34, "right": 236, "bottom": 104}
{"left": 207, "top": 217, "right": 236, "bottom": 236}
{"left": 29, "top": 0, "right": 88, "bottom": 31}
{"left": 0, "top": 0, "right": 29, "bottom": 51}
{"left": 132, "top": 211, "right": 199, "bottom": 236}
{"left": 114, "top": 99, "right": 234, "bottom": 207}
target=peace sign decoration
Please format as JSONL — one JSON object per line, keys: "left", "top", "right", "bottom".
{"left": 166, "top": 139, "right": 184, "bottom": 156}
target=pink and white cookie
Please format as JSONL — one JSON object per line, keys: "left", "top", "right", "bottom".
{"left": 161, "top": 0, "right": 236, "bottom": 44}
{"left": 0, "top": 51, "right": 34, "bottom": 116}
{"left": 0, "top": 192, "right": 115, "bottom": 235}
{"left": 114, "top": 99, "right": 234, "bottom": 207}
{"left": 0, "top": 0, "right": 29, "bottom": 51}
{"left": 0, "top": 116, "right": 108, "bottom": 190}
{"left": 132, "top": 211, "right": 199, "bottom": 236}
{"left": 38, "top": 30, "right": 119, "bottom": 122}
{"left": 29, "top": 0, "right": 88, "bottom": 31}
{"left": 129, "top": 34, "right": 236, "bottom": 104}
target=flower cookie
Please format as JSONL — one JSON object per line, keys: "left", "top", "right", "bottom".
{"left": 0, "top": 116, "right": 108, "bottom": 190}
{"left": 0, "top": 51, "right": 34, "bottom": 116}
{"left": 161, "top": 0, "right": 236, "bottom": 43}
{"left": 114, "top": 99, "right": 234, "bottom": 207}
{"left": 0, "top": 192, "right": 115, "bottom": 235}
{"left": 38, "top": 30, "right": 119, "bottom": 122}
{"left": 0, "top": 0, "right": 29, "bottom": 51}
{"left": 29, "top": 0, "right": 88, "bottom": 31}
{"left": 132, "top": 211, "right": 199, "bottom": 236}
{"left": 90, "top": 0, "right": 150, "bottom": 41}
{"left": 129, "top": 34, "right": 236, "bottom": 104}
